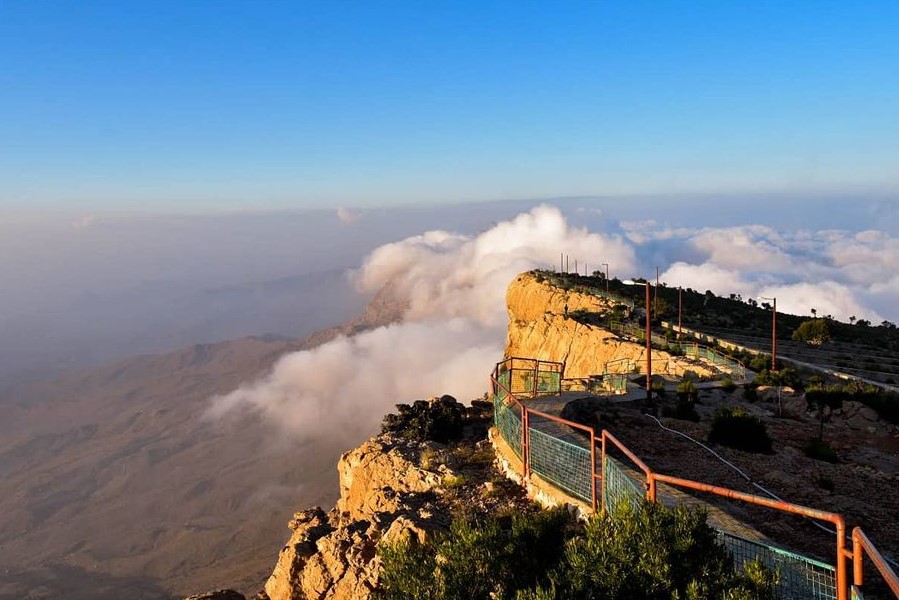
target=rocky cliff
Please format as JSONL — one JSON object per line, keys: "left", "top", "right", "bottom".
{"left": 227, "top": 396, "right": 524, "bottom": 600}
{"left": 504, "top": 271, "right": 715, "bottom": 380}
{"left": 261, "top": 433, "right": 442, "bottom": 600}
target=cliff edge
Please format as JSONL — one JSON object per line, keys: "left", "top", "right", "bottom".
{"left": 250, "top": 397, "right": 527, "bottom": 600}
{"left": 505, "top": 271, "right": 716, "bottom": 380}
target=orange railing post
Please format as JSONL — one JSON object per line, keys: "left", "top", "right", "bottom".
{"left": 853, "top": 530, "right": 864, "bottom": 590}
{"left": 590, "top": 431, "right": 597, "bottom": 512}
{"left": 852, "top": 527, "right": 899, "bottom": 597}
{"left": 522, "top": 407, "right": 530, "bottom": 478}
{"left": 836, "top": 517, "right": 848, "bottom": 600}
{"left": 600, "top": 434, "right": 607, "bottom": 514}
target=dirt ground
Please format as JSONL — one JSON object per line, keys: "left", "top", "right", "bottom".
{"left": 566, "top": 387, "right": 899, "bottom": 569}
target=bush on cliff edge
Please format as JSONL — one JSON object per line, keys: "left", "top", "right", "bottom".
{"left": 376, "top": 501, "right": 777, "bottom": 600}
{"left": 381, "top": 395, "right": 465, "bottom": 444}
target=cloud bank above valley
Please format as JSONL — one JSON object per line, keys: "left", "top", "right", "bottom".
{"left": 209, "top": 203, "right": 899, "bottom": 443}
{"left": 209, "top": 205, "right": 636, "bottom": 444}
{"left": 621, "top": 221, "right": 896, "bottom": 323}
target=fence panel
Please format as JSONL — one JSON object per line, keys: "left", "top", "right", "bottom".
{"left": 493, "top": 394, "right": 522, "bottom": 458}
{"left": 720, "top": 532, "right": 838, "bottom": 600}
{"left": 536, "top": 370, "right": 561, "bottom": 394}
{"left": 528, "top": 426, "right": 593, "bottom": 502}
{"left": 602, "top": 456, "right": 644, "bottom": 511}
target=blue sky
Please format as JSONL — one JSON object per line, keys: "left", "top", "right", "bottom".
{"left": 1, "top": 1, "right": 898, "bottom": 210}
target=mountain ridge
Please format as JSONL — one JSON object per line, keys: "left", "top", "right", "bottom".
{"left": 0, "top": 282, "right": 406, "bottom": 599}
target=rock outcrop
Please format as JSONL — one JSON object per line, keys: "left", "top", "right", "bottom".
{"left": 262, "top": 434, "right": 448, "bottom": 600}
{"left": 183, "top": 591, "right": 247, "bottom": 600}
{"left": 505, "top": 272, "right": 716, "bottom": 380}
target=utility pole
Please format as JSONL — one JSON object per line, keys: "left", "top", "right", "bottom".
{"left": 758, "top": 296, "right": 778, "bottom": 372}
{"left": 678, "top": 286, "right": 683, "bottom": 334}
{"left": 602, "top": 263, "right": 609, "bottom": 293}
{"left": 654, "top": 266, "right": 660, "bottom": 315}
{"left": 772, "top": 297, "right": 778, "bottom": 372}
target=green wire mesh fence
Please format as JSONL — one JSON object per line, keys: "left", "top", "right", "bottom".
{"left": 493, "top": 362, "right": 843, "bottom": 600}
{"left": 527, "top": 425, "right": 593, "bottom": 502}
{"left": 720, "top": 533, "right": 838, "bottom": 600}
{"left": 499, "top": 357, "right": 564, "bottom": 397}
{"left": 493, "top": 393, "right": 522, "bottom": 458}
{"left": 602, "top": 455, "right": 645, "bottom": 511}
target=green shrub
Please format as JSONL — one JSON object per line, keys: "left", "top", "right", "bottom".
{"left": 377, "top": 502, "right": 778, "bottom": 600}
{"left": 381, "top": 395, "right": 464, "bottom": 443}
{"left": 442, "top": 474, "right": 467, "bottom": 489}
{"left": 754, "top": 367, "right": 802, "bottom": 389}
{"left": 708, "top": 407, "right": 773, "bottom": 454}
{"left": 803, "top": 438, "right": 839, "bottom": 463}
{"left": 749, "top": 355, "right": 771, "bottom": 373}
{"left": 792, "top": 319, "right": 831, "bottom": 345}
{"left": 720, "top": 378, "right": 737, "bottom": 392}
{"left": 677, "top": 379, "right": 698, "bottom": 395}
{"left": 652, "top": 380, "right": 667, "bottom": 397}
{"left": 521, "top": 501, "right": 777, "bottom": 600}
{"left": 376, "top": 508, "right": 571, "bottom": 600}
{"left": 659, "top": 380, "right": 699, "bottom": 421}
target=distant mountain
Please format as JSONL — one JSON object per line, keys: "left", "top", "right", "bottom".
{"left": 0, "top": 267, "right": 366, "bottom": 392}
{"left": 0, "top": 285, "right": 405, "bottom": 599}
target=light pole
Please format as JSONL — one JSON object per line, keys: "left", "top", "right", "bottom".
{"left": 758, "top": 296, "right": 778, "bottom": 372}
{"left": 624, "top": 279, "right": 652, "bottom": 407}
{"left": 678, "top": 286, "right": 683, "bottom": 334}
{"left": 601, "top": 263, "right": 609, "bottom": 293}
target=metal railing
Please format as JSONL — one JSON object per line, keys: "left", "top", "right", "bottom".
{"left": 491, "top": 358, "right": 898, "bottom": 600}
{"left": 496, "top": 356, "right": 563, "bottom": 398}
{"left": 561, "top": 373, "right": 628, "bottom": 395}
{"left": 607, "top": 321, "right": 746, "bottom": 381}
{"left": 852, "top": 528, "right": 899, "bottom": 598}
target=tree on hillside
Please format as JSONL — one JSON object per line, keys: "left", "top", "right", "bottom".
{"left": 792, "top": 319, "right": 831, "bottom": 346}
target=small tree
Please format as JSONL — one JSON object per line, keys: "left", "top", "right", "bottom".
{"left": 791, "top": 319, "right": 831, "bottom": 346}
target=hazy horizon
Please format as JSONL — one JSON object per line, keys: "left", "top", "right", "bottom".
{"left": 3, "top": 194, "right": 899, "bottom": 389}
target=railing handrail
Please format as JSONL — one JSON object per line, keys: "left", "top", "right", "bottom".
{"left": 852, "top": 527, "right": 899, "bottom": 596}
{"left": 601, "top": 430, "right": 654, "bottom": 489}
{"left": 608, "top": 323, "right": 746, "bottom": 380}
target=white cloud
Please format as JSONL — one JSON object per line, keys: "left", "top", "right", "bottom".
{"left": 208, "top": 318, "right": 500, "bottom": 447}
{"left": 209, "top": 205, "right": 638, "bottom": 440}
{"left": 662, "top": 261, "right": 751, "bottom": 296}
{"left": 336, "top": 206, "right": 361, "bottom": 224}
{"left": 355, "top": 204, "right": 637, "bottom": 325}
{"left": 211, "top": 205, "right": 899, "bottom": 443}
{"left": 757, "top": 281, "right": 882, "bottom": 323}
